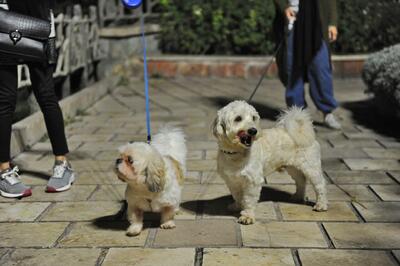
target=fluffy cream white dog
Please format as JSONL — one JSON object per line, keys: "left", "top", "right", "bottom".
{"left": 115, "top": 127, "right": 187, "bottom": 236}
{"left": 213, "top": 101, "right": 327, "bottom": 225}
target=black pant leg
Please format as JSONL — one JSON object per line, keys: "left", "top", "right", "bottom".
{"left": 0, "top": 65, "right": 18, "bottom": 163}
{"left": 28, "top": 62, "right": 69, "bottom": 156}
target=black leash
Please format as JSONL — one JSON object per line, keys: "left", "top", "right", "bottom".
{"left": 248, "top": 40, "right": 284, "bottom": 103}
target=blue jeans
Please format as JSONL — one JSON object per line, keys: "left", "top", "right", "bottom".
{"left": 286, "top": 30, "right": 338, "bottom": 113}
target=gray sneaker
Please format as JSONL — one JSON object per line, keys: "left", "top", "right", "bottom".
{"left": 0, "top": 166, "right": 32, "bottom": 198}
{"left": 46, "top": 160, "right": 76, "bottom": 193}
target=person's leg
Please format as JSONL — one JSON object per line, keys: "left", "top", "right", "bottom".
{"left": 28, "top": 62, "right": 75, "bottom": 192}
{"left": 0, "top": 65, "right": 18, "bottom": 167}
{"left": 286, "top": 30, "right": 307, "bottom": 108}
{"left": 29, "top": 63, "right": 69, "bottom": 157}
{"left": 0, "top": 65, "right": 31, "bottom": 198}
{"left": 308, "top": 42, "right": 339, "bottom": 113}
{"left": 308, "top": 41, "right": 341, "bottom": 129}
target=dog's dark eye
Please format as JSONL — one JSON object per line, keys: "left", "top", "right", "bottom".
{"left": 234, "top": 116, "right": 242, "bottom": 122}
{"left": 127, "top": 156, "right": 134, "bottom": 164}
{"left": 253, "top": 116, "right": 257, "bottom": 121}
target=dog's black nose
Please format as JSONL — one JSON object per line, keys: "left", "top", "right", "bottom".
{"left": 116, "top": 158, "right": 123, "bottom": 165}
{"left": 248, "top": 128, "right": 258, "bottom": 136}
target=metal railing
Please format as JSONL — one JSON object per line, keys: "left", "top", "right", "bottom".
{"left": 17, "top": 0, "right": 159, "bottom": 90}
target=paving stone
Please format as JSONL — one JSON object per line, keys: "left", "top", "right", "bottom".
{"left": 321, "top": 148, "right": 368, "bottom": 159}
{"left": 187, "top": 150, "right": 204, "bottom": 160}
{"left": 269, "top": 184, "right": 376, "bottom": 202}
{"left": 89, "top": 185, "right": 126, "bottom": 201}
{"left": 201, "top": 172, "right": 225, "bottom": 184}
{"left": 241, "top": 222, "right": 327, "bottom": 248}
{"left": 41, "top": 201, "right": 123, "bottom": 221}
{"left": 153, "top": 219, "right": 238, "bottom": 247}
{"left": 344, "top": 159, "right": 400, "bottom": 171}
{"left": 354, "top": 202, "right": 400, "bottom": 222}
{"left": 370, "top": 185, "right": 400, "bottom": 201}
{"left": 10, "top": 185, "right": 96, "bottom": 202}
{"left": 265, "top": 171, "right": 295, "bottom": 184}
{"left": 78, "top": 142, "right": 126, "bottom": 152}
{"left": 0, "top": 223, "right": 68, "bottom": 247}
{"left": 102, "top": 248, "right": 195, "bottom": 266}
{"left": 68, "top": 134, "right": 113, "bottom": 142}
{"left": 326, "top": 171, "right": 394, "bottom": 184}
{"left": 329, "top": 139, "right": 381, "bottom": 148}
{"left": 187, "top": 141, "right": 217, "bottom": 150}
{"left": 69, "top": 160, "right": 114, "bottom": 172}
{"left": 321, "top": 159, "right": 349, "bottom": 171}
{"left": 203, "top": 200, "right": 276, "bottom": 221}
{"left": 187, "top": 160, "right": 216, "bottom": 171}
{"left": 379, "top": 141, "right": 400, "bottom": 149}
{"left": 18, "top": 173, "right": 48, "bottom": 185}
{"left": 393, "top": 250, "right": 400, "bottom": 262}
{"left": 198, "top": 185, "right": 231, "bottom": 200}
{"left": 59, "top": 222, "right": 147, "bottom": 247}
{"left": 74, "top": 171, "right": 124, "bottom": 185}
{"left": 389, "top": 171, "right": 400, "bottom": 183}
{"left": 185, "top": 171, "right": 202, "bottom": 184}
{"left": 299, "top": 249, "right": 396, "bottom": 266}
{"left": 203, "top": 248, "right": 294, "bottom": 266}
{"left": 181, "top": 184, "right": 203, "bottom": 201}
{"left": 324, "top": 223, "right": 400, "bottom": 249}
{"left": 0, "top": 203, "right": 50, "bottom": 222}
{"left": 2, "top": 248, "right": 101, "bottom": 266}
{"left": 363, "top": 148, "right": 400, "bottom": 159}
{"left": 279, "top": 202, "right": 358, "bottom": 221}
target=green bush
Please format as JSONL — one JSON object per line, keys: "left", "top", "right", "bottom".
{"left": 159, "top": 0, "right": 400, "bottom": 55}
{"left": 159, "top": 0, "right": 276, "bottom": 55}
{"left": 362, "top": 44, "right": 400, "bottom": 118}
{"left": 334, "top": 0, "right": 400, "bottom": 54}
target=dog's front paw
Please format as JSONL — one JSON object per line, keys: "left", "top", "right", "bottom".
{"left": 313, "top": 201, "right": 328, "bottom": 212}
{"left": 126, "top": 223, "right": 143, "bottom": 236}
{"left": 160, "top": 220, "right": 176, "bottom": 229}
{"left": 238, "top": 215, "right": 255, "bottom": 225}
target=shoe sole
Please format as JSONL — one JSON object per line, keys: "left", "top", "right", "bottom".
{"left": 0, "top": 188, "right": 32, "bottom": 198}
{"left": 46, "top": 173, "right": 76, "bottom": 193}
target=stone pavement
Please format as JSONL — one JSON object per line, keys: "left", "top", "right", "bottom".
{"left": 1, "top": 77, "right": 399, "bottom": 266}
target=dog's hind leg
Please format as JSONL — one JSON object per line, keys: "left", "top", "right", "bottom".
{"left": 286, "top": 166, "right": 306, "bottom": 202}
{"left": 126, "top": 206, "right": 144, "bottom": 236}
{"left": 300, "top": 166, "right": 328, "bottom": 212}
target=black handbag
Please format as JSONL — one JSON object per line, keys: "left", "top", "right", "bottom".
{"left": 0, "top": 7, "right": 51, "bottom": 64}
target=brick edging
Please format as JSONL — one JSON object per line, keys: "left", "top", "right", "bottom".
{"left": 144, "top": 55, "right": 368, "bottom": 79}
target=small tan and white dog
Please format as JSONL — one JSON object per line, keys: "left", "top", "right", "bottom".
{"left": 115, "top": 127, "right": 187, "bottom": 236}
{"left": 213, "top": 101, "right": 327, "bottom": 225}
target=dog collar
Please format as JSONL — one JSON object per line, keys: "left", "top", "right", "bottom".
{"left": 220, "top": 149, "right": 239, "bottom": 155}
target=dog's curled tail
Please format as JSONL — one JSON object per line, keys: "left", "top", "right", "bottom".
{"left": 277, "top": 107, "right": 315, "bottom": 147}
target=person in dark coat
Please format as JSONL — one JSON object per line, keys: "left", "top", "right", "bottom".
{"left": 0, "top": 0, "right": 76, "bottom": 198}
{"left": 273, "top": 0, "right": 342, "bottom": 129}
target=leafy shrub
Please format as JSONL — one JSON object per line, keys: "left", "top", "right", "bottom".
{"left": 159, "top": 0, "right": 276, "bottom": 55}
{"left": 159, "top": 0, "right": 400, "bottom": 55}
{"left": 362, "top": 44, "right": 400, "bottom": 117}
{"left": 334, "top": 0, "right": 400, "bottom": 54}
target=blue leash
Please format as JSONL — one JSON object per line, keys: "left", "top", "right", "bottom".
{"left": 140, "top": 10, "right": 151, "bottom": 143}
{"left": 122, "top": 0, "right": 151, "bottom": 143}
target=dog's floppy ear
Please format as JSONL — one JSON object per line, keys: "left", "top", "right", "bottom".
{"left": 211, "top": 115, "right": 225, "bottom": 138}
{"left": 144, "top": 152, "right": 166, "bottom": 193}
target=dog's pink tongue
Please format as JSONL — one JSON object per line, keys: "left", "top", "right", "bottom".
{"left": 238, "top": 131, "right": 247, "bottom": 137}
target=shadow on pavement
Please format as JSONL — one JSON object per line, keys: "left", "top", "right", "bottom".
{"left": 342, "top": 99, "right": 400, "bottom": 139}
{"left": 181, "top": 186, "right": 314, "bottom": 216}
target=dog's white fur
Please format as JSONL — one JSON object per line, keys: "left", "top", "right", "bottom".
{"left": 115, "top": 126, "right": 187, "bottom": 236}
{"left": 213, "top": 101, "right": 327, "bottom": 225}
